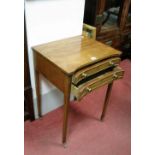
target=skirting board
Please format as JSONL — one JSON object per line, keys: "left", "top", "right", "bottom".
{"left": 33, "top": 88, "right": 74, "bottom": 119}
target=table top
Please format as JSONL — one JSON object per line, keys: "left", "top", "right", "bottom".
{"left": 32, "top": 36, "right": 121, "bottom": 75}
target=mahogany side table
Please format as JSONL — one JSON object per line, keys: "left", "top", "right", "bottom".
{"left": 32, "top": 36, "right": 124, "bottom": 146}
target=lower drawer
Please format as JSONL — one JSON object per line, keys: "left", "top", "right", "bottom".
{"left": 71, "top": 67, "right": 124, "bottom": 100}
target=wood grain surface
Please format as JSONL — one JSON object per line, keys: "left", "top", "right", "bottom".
{"left": 33, "top": 36, "right": 121, "bottom": 75}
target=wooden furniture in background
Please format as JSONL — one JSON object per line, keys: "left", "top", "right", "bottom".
{"left": 32, "top": 36, "right": 124, "bottom": 146}
{"left": 84, "top": 0, "right": 131, "bottom": 49}
{"left": 24, "top": 15, "right": 35, "bottom": 121}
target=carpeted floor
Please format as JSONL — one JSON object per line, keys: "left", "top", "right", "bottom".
{"left": 24, "top": 59, "right": 131, "bottom": 155}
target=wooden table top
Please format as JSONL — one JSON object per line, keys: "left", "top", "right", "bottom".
{"left": 32, "top": 36, "right": 121, "bottom": 75}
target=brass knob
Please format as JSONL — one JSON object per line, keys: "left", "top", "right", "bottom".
{"left": 81, "top": 73, "right": 87, "bottom": 78}
{"left": 86, "top": 87, "right": 92, "bottom": 92}
{"left": 113, "top": 73, "right": 118, "bottom": 79}
{"left": 109, "top": 61, "right": 117, "bottom": 67}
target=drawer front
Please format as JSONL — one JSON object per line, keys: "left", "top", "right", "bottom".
{"left": 72, "top": 57, "right": 121, "bottom": 85}
{"left": 71, "top": 67, "right": 124, "bottom": 100}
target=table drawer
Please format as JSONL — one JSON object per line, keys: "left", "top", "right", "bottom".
{"left": 72, "top": 57, "right": 121, "bottom": 85}
{"left": 71, "top": 67, "right": 124, "bottom": 100}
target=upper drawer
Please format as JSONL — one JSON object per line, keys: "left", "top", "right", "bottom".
{"left": 71, "top": 67, "right": 124, "bottom": 100}
{"left": 72, "top": 57, "right": 121, "bottom": 85}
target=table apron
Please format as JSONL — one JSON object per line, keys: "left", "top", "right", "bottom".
{"left": 34, "top": 52, "right": 70, "bottom": 93}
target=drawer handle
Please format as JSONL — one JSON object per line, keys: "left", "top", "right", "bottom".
{"left": 86, "top": 87, "right": 92, "bottom": 92}
{"left": 113, "top": 73, "right": 118, "bottom": 79}
{"left": 109, "top": 61, "right": 117, "bottom": 67}
{"left": 81, "top": 73, "right": 88, "bottom": 78}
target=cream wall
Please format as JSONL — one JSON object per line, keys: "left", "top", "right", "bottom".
{"left": 25, "top": 0, "right": 85, "bottom": 117}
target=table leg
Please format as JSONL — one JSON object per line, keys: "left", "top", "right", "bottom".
{"left": 35, "top": 70, "right": 42, "bottom": 118}
{"left": 100, "top": 82, "right": 113, "bottom": 121}
{"left": 62, "top": 78, "right": 71, "bottom": 146}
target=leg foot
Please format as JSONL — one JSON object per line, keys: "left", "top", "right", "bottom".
{"left": 63, "top": 142, "right": 67, "bottom": 148}
{"left": 38, "top": 113, "right": 42, "bottom": 118}
{"left": 100, "top": 115, "right": 104, "bottom": 122}
{"left": 38, "top": 114, "right": 42, "bottom": 119}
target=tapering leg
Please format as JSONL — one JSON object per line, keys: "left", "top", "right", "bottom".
{"left": 35, "top": 70, "right": 42, "bottom": 118}
{"left": 100, "top": 82, "right": 113, "bottom": 121}
{"left": 62, "top": 78, "right": 71, "bottom": 146}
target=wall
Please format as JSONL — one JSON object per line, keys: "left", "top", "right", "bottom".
{"left": 25, "top": 0, "right": 85, "bottom": 118}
